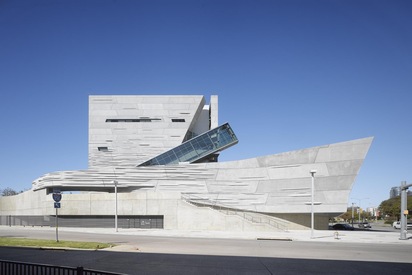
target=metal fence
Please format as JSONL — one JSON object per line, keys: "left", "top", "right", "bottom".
{"left": 0, "top": 260, "right": 125, "bottom": 275}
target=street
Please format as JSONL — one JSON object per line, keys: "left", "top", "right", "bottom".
{"left": 1, "top": 226, "right": 412, "bottom": 274}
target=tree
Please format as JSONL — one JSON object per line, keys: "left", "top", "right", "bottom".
{"left": 0, "top": 187, "right": 18, "bottom": 196}
{"left": 338, "top": 208, "right": 353, "bottom": 221}
{"left": 336, "top": 206, "right": 374, "bottom": 223}
{"left": 361, "top": 211, "right": 372, "bottom": 221}
{"left": 378, "top": 196, "right": 412, "bottom": 220}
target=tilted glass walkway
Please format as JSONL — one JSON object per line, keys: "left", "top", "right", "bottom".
{"left": 138, "top": 122, "right": 238, "bottom": 166}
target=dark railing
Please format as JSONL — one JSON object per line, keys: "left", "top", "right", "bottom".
{"left": 181, "top": 193, "right": 289, "bottom": 231}
{"left": 0, "top": 260, "right": 126, "bottom": 275}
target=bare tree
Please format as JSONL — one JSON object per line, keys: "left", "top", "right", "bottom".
{"left": 1, "top": 187, "right": 18, "bottom": 196}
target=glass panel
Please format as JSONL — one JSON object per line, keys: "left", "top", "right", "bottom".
{"left": 138, "top": 123, "right": 238, "bottom": 166}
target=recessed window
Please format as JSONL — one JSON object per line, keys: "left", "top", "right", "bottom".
{"left": 106, "top": 118, "right": 161, "bottom": 123}
{"left": 98, "top": 147, "right": 108, "bottom": 152}
{"left": 172, "top": 119, "right": 185, "bottom": 122}
{"left": 139, "top": 119, "right": 152, "bottom": 122}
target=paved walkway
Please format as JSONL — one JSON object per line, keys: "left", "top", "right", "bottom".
{"left": 12, "top": 225, "right": 410, "bottom": 252}
{"left": 1, "top": 226, "right": 412, "bottom": 274}
{"left": 2, "top": 225, "right": 411, "bottom": 253}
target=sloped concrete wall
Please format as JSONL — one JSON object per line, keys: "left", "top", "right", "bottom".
{"left": 0, "top": 190, "right": 296, "bottom": 231}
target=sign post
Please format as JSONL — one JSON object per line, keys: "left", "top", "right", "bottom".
{"left": 52, "top": 190, "right": 62, "bottom": 242}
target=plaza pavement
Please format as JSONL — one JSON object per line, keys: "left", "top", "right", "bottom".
{"left": 2, "top": 225, "right": 412, "bottom": 274}
{"left": 28, "top": 225, "right": 412, "bottom": 253}
{"left": 1, "top": 225, "right": 411, "bottom": 252}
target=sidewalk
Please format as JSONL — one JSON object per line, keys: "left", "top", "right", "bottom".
{"left": 2, "top": 225, "right": 411, "bottom": 250}
{"left": 54, "top": 226, "right": 412, "bottom": 246}
{"left": 2, "top": 225, "right": 412, "bottom": 273}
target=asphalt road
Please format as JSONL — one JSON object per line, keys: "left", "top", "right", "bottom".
{"left": 2, "top": 246, "right": 412, "bottom": 275}
{"left": 1, "top": 227, "right": 412, "bottom": 274}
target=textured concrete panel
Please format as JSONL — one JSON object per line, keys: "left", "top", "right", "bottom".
{"left": 88, "top": 95, "right": 207, "bottom": 168}
{"left": 315, "top": 138, "right": 372, "bottom": 163}
{"left": 32, "top": 137, "right": 372, "bottom": 217}
{"left": 257, "top": 148, "right": 318, "bottom": 167}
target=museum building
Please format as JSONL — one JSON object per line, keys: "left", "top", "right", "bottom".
{"left": 0, "top": 95, "right": 373, "bottom": 231}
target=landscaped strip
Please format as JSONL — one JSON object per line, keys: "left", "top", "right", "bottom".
{"left": 0, "top": 237, "right": 113, "bottom": 250}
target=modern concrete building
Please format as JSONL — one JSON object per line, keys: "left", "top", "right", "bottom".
{"left": 0, "top": 95, "right": 373, "bottom": 231}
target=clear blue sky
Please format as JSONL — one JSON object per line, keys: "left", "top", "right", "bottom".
{"left": 1, "top": 0, "right": 411, "bottom": 209}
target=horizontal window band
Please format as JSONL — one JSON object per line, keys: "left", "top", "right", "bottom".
{"left": 106, "top": 118, "right": 161, "bottom": 123}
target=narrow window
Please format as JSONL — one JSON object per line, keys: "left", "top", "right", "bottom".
{"left": 172, "top": 119, "right": 185, "bottom": 122}
{"left": 106, "top": 118, "right": 161, "bottom": 122}
{"left": 98, "top": 147, "right": 109, "bottom": 152}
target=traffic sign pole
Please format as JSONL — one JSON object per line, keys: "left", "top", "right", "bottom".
{"left": 52, "top": 190, "right": 62, "bottom": 243}
{"left": 55, "top": 207, "right": 59, "bottom": 242}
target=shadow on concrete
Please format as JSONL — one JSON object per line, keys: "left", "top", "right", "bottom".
{"left": 1, "top": 246, "right": 412, "bottom": 275}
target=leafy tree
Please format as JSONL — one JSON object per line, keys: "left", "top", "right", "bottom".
{"left": 1, "top": 187, "right": 19, "bottom": 196}
{"left": 378, "top": 196, "right": 412, "bottom": 220}
{"left": 338, "top": 208, "right": 353, "bottom": 221}
{"left": 336, "top": 206, "right": 374, "bottom": 223}
{"left": 361, "top": 211, "right": 372, "bottom": 221}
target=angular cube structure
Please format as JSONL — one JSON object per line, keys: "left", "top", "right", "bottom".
{"left": 0, "top": 95, "right": 373, "bottom": 231}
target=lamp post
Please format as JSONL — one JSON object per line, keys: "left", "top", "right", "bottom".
{"left": 310, "top": 170, "right": 317, "bottom": 238}
{"left": 114, "top": 180, "right": 118, "bottom": 232}
{"left": 351, "top": 203, "right": 355, "bottom": 227}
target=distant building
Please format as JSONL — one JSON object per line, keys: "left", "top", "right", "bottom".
{"left": 0, "top": 95, "right": 373, "bottom": 231}
{"left": 366, "top": 207, "right": 378, "bottom": 217}
{"left": 390, "top": 186, "right": 412, "bottom": 199}
{"left": 390, "top": 186, "right": 401, "bottom": 198}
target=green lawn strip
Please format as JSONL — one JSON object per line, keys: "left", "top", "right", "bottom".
{"left": 0, "top": 237, "right": 113, "bottom": 250}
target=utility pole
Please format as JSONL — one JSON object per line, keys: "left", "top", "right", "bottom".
{"left": 400, "top": 181, "right": 412, "bottom": 240}
{"left": 351, "top": 203, "right": 354, "bottom": 227}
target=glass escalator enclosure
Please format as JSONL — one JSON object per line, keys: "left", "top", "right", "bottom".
{"left": 138, "top": 122, "right": 238, "bottom": 166}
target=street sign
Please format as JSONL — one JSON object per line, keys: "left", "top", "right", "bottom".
{"left": 52, "top": 189, "right": 62, "bottom": 202}
{"left": 52, "top": 193, "right": 62, "bottom": 202}
{"left": 54, "top": 202, "right": 61, "bottom": 208}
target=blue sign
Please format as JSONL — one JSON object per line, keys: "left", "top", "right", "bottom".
{"left": 52, "top": 193, "right": 62, "bottom": 202}
{"left": 54, "top": 202, "right": 61, "bottom": 208}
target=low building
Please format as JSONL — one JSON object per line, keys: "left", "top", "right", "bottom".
{"left": 0, "top": 95, "right": 373, "bottom": 231}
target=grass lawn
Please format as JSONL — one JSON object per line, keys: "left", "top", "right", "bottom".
{"left": 0, "top": 237, "right": 113, "bottom": 250}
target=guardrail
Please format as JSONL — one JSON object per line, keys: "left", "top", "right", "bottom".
{"left": 0, "top": 260, "right": 125, "bottom": 275}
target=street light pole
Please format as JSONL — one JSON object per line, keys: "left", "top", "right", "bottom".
{"left": 114, "top": 180, "right": 118, "bottom": 232}
{"left": 351, "top": 203, "right": 354, "bottom": 227}
{"left": 351, "top": 197, "right": 369, "bottom": 225}
{"left": 310, "top": 170, "right": 317, "bottom": 239}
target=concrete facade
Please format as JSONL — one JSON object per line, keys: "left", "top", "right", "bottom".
{"left": 0, "top": 95, "right": 373, "bottom": 231}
